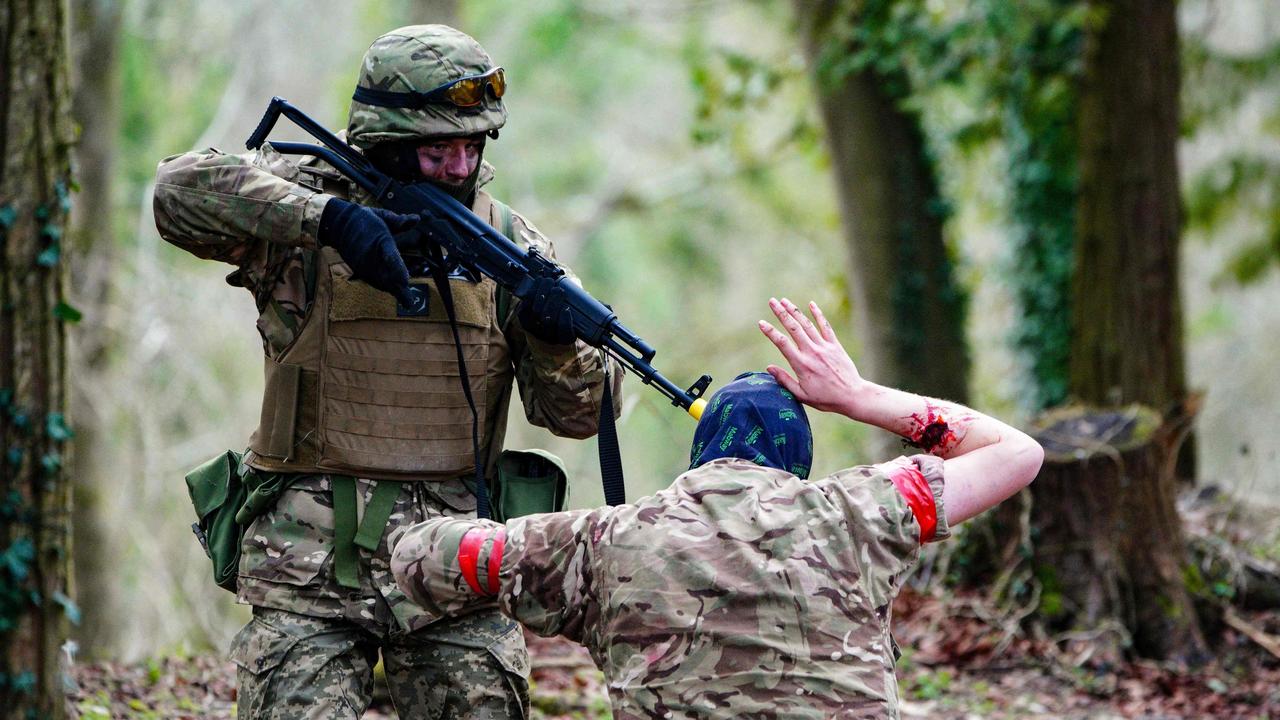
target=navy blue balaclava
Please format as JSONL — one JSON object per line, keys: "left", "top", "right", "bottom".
{"left": 688, "top": 371, "right": 813, "bottom": 478}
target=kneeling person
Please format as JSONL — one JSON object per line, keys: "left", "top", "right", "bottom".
{"left": 392, "top": 298, "right": 1044, "bottom": 719}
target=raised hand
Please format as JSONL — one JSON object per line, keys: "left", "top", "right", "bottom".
{"left": 757, "top": 298, "right": 863, "bottom": 416}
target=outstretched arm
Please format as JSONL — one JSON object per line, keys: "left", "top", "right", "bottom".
{"left": 758, "top": 297, "right": 1043, "bottom": 525}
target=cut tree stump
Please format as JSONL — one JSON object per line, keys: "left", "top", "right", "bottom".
{"left": 1029, "top": 404, "right": 1207, "bottom": 664}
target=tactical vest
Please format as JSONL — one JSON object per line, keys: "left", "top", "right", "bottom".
{"left": 246, "top": 193, "right": 514, "bottom": 481}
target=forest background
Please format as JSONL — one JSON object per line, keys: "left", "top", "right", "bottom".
{"left": 3, "top": 0, "right": 1280, "bottom": 715}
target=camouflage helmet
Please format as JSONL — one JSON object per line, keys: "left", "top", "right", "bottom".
{"left": 347, "top": 25, "right": 507, "bottom": 149}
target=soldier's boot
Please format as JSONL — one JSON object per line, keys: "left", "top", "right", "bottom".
{"left": 231, "top": 607, "right": 379, "bottom": 719}
{"left": 383, "top": 609, "right": 530, "bottom": 719}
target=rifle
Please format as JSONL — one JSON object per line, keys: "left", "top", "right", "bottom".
{"left": 247, "top": 96, "right": 710, "bottom": 419}
{"left": 246, "top": 97, "right": 711, "bottom": 514}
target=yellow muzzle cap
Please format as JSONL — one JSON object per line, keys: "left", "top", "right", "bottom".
{"left": 688, "top": 398, "right": 708, "bottom": 421}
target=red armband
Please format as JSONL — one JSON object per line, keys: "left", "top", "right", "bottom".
{"left": 886, "top": 463, "right": 938, "bottom": 544}
{"left": 458, "top": 527, "right": 506, "bottom": 596}
{"left": 488, "top": 529, "right": 506, "bottom": 596}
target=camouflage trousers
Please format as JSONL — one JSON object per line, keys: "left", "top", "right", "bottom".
{"left": 231, "top": 606, "right": 529, "bottom": 719}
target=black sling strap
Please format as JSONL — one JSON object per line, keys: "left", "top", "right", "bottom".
{"left": 423, "top": 240, "right": 491, "bottom": 519}
{"left": 597, "top": 360, "right": 625, "bottom": 506}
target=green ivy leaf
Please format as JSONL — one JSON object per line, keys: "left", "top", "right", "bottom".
{"left": 6, "top": 447, "right": 23, "bottom": 468}
{"left": 52, "top": 590, "right": 80, "bottom": 625}
{"left": 40, "top": 224, "right": 62, "bottom": 242}
{"left": 0, "top": 388, "right": 11, "bottom": 410}
{"left": 36, "top": 243, "right": 61, "bottom": 267}
{"left": 10, "top": 671, "right": 36, "bottom": 694}
{"left": 53, "top": 302, "right": 82, "bottom": 323}
{"left": 40, "top": 452, "right": 62, "bottom": 475}
{"left": 55, "top": 180, "right": 72, "bottom": 213}
{"left": 11, "top": 411, "right": 29, "bottom": 431}
{"left": 34, "top": 205, "right": 49, "bottom": 221}
{"left": 2, "top": 537, "right": 35, "bottom": 581}
{"left": 0, "top": 205, "right": 15, "bottom": 229}
{"left": 45, "top": 413, "right": 74, "bottom": 441}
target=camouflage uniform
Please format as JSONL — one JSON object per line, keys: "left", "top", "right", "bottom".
{"left": 154, "top": 25, "right": 621, "bottom": 719}
{"left": 393, "top": 455, "right": 949, "bottom": 719}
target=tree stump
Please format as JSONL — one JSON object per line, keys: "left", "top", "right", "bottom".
{"left": 1030, "top": 405, "right": 1207, "bottom": 664}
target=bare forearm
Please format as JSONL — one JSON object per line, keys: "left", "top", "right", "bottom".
{"left": 839, "top": 381, "right": 1005, "bottom": 459}
{"left": 841, "top": 381, "right": 1043, "bottom": 524}
{"left": 759, "top": 297, "right": 1043, "bottom": 525}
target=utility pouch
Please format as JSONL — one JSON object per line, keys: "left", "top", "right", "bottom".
{"left": 185, "top": 450, "right": 296, "bottom": 593}
{"left": 185, "top": 450, "right": 248, "bottom": 593}
{"left": 491, "top": 449, "right": 569, "bottom": 523}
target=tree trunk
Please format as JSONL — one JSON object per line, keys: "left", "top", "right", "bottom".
{"left": 0, "top": 0, "right": 77, "bottom": 716}
{"left": 1057, "top": 0, "right": 1203, "bottom": 662}
{"left": 67, "top": 0, "right": 121, "bottom": 658}
{"left": 793, "top": 0, "right": 969, "bottom": 455}
{"left": 1031, "top": 406, "right": 1204, "bottom": 663}
{"left": 1072, "top": 0, "right": 1185, "bottom": 411}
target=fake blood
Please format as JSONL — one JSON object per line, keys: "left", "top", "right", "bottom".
{"left": 904, "top": 404, "right": 961, "bottom": 454}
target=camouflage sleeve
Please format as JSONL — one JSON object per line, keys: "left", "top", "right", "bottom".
{"left": 498, "top": 509, "right": 599, "bottom": 644}
{"left": 814, "top": 455, "right": 949, "bottom": 607}
{"left": 390, "top": 516, "right": 506, "bottom": 623}
{"left": 153, "top": 143, "right": 332, "bottom": 267}
{"left": 504, "top": 209, "right": 624, "bottom": 439}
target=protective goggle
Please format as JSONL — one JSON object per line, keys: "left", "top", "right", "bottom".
{"left": 353, "top": 67, "right": 506, "bottom": 110}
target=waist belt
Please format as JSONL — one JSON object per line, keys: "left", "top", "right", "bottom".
{"left": 331, "top": 476, "right": 401, "bottom": 589}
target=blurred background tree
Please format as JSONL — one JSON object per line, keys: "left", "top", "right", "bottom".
{"left": 49, "top": 0, "right": 1280, "bottom": 672}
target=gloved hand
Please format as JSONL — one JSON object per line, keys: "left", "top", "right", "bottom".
{"left": 317, "top": 197, "right": 420, "bottom": 307}
{"left": 517, "top": 276, "right": 577, "bottom": 345}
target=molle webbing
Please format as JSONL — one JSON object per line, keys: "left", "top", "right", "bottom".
{"left": 320, "top": 269, "right": 493, "bottom": 475}
{"left": 249, "top": 245, "right": 499, "bottom": 478}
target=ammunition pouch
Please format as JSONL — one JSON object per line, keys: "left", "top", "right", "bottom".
{"left": 185, "top": 450, "right": 294, "bottom": 593}
{"left": 490, "top": 449, "right": 568, "bottom": 523}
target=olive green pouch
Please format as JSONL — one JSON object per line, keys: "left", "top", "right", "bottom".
{"left": 185, "top": 450, "right": 295, "bottom": 593}
{"left": 491, "top": 449, "right": 569, "bottom": 523}
{"left": 185, "top": 450, "right": 247, "bottom": 593}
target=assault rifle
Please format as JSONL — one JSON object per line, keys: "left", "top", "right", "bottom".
{"left": 246, "top": 97, "right": 711, "bottom": 420}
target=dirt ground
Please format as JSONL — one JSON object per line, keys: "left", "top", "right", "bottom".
{"left": 66, "top": 590, "right": 1280, "bottom": 719}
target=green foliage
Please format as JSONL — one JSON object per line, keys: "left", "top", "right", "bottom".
{"left": 53, "top": 301, "right": 83, "bottom": 323}
{"left": 1181, "top": 28, "right": 1280, "bottom": 286}
{"left": 962, "top": 1, "right": 1088, "bottom": 410}
{"left": 805, "top": 0, "right": 1089, "bottom": 409}
{"left": 1186, "top": 153, "right": 1280, "bottom": 285}
{"left": 45, "top": 413, "right": 74, "bottom": 442}
{"left": 908, "top": 668, "right": 954, "bottom": 700}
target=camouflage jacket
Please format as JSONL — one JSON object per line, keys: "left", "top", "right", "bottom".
{"left": 154, "top": 144, "right": 622, "bottom": 630}
{"left": 393, "top": 455, "right": 949, "bottom": 718}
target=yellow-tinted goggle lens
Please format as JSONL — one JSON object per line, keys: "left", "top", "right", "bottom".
{"left": 444, "top": 68, "right": 505, "bottom": 107}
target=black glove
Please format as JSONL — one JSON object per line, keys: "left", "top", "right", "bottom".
{"left": 317, "top": 198, "right": 420, "bottom": 306}
{"left": 517, "top": 276, "right": 577, "bottom": 345}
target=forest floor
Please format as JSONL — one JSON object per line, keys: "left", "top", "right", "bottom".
{"left": 66, "top": 591, "right": 1280, "bottom": 719}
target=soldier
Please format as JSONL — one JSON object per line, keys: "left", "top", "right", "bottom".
{"left": 154, "top": 25, "right": 622, "bottom": 719}
{"left": 391, "top": 298, "right": 1044, "bottom": 719}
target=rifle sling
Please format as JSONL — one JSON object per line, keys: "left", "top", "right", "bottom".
{"left": 598, "top": 360, "right": 626, "bottom": 506}
{"left": 425, "top": 240, "right": 491, "bottom": 519}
